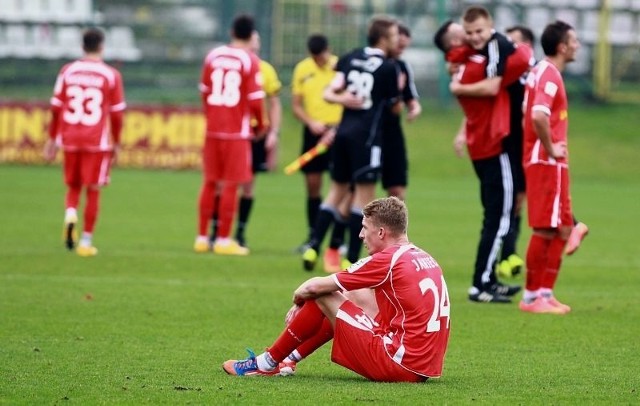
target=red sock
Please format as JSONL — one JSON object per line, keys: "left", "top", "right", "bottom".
{"left": 84, "top": 188, "right": 100, "bottom": 233}
{"left": 295, "top": 317, "right": 334, "bottom": 359}
{"left": 541, "top": 235, "right": 566, "bottom": 290}
{"left": 66, "top": 186, "right": 81, "bottom": 209}
{"left": 525, "top": 234, "right": 551, "bottom": 292}
{"left": 216, "top": 182, "right": 238, "bottom": 238}
{"left": 198, "top": 182, "right": 217, "bottom": 236}
{"left": 267, "top": 300, "right": 325, "bottom": 362}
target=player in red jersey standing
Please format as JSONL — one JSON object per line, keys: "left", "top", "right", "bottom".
{"left": 519, "top": 21, "right": 580, "bottom": 314}
{"left": 223, "top": 197, "right": 451, "bottom": 382}
{"left": 194, "top": 14, "right": 265, "bottom": 255}
{"left": 44, "top": 27, "right": 125, "bottom": 257}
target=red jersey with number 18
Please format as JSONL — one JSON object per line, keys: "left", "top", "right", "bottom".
{"left": 332, "top": 244, "right": 451, "bottom": 378}
{"left": 199, "top": 45, "right": 265, "bottom": 140}
{"left": 50, "top": 58, "right": 125, "bottom": 151}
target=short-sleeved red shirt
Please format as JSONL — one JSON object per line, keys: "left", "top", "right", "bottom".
{"left": 51, "top": 58, "right": 125, "bottom": 151}
{"left": 332, "top": 244, "right": 451, "bottom": 378}
{"left": 199, "top": 45, "right": 265, "bottom": 140}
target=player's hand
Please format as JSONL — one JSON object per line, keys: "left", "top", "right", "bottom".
{"left": 340, "top": 93, "right": 365, "bottom": 109}
{"left": 308, "top": 120, "right": 327, "bottom": 136}
{"left": 318, "top": 127, "right": 336, "bottom": 146}
{"left": 449, "top": 79, "right": 463, "bottom": 95}
{"left": 453, "top": 132, "right": 466, "bottom": 158}
{"left": 43, "top": 140, "right": 58, "bottom": 162}
{"left": 406, "top": 102, "right": 422, "bottom": 122}
{"left": 265, "top": 130, "right": 278, "bottom": 151}
{"left": 284, "top": 304, "right": 302, "bottom": 325}
{"left": 550, "top": 141, "right": 567, "bottom": 159}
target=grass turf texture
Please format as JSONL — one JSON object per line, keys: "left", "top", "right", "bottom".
{"left": 1, "top": 103, "right": 639, "bottom": 404}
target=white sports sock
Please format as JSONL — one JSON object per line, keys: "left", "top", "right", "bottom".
{"left": 523, "top": 289, "right": 539, "bottom": 303}
{"left": 79, "top": 232, "right": 92, "bottom": 247}
{"left": 256, "top": 352, "right": 277, "bottom": 371}
{"left": 285, "top": 350, "right": 302, "bottom": 363}
{"left": 539, "top": 288, "right": 553, "bottom": 298}
{"left": 215, "top": 237, "right": 232, "bottom": 246}
{"left": 65, "top": 208, "right": 77, "bottom": 222}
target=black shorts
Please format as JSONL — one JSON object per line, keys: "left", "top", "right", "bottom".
{"left": 251, "top": 137, "right": 268, "bottom": 173}
{"left": 381, "top": 125, "right": 408, "bottom": 189}
{"left": 300, "top": 126, "right": 331, "bottom": 174}
{"left": 502, "top": 131, "right": 525, "bottom": 193}
{"left": 330, "top": 127, "right": 381, "bottom": 184}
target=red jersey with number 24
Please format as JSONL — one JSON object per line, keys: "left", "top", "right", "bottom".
{"left": 51, "top": 58, "right": 125, "bottom": 151}
{"left": 332, "top": 244, "right": 451, "bottom": 378}
{"left": 199, "top": 45, "right": 265, "bottom": 140}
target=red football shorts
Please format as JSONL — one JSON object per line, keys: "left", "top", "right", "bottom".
{"left": 202, "top": 137, "right": 252, "bottom": 183}
{"left": 525, "top": 164, "right": 574, "bottom": 229}
{"left": 63, "top": 150, "right": 113, "bottom": 187}
{"left": 331, "top": 300, "right": 425, "bottom": 383}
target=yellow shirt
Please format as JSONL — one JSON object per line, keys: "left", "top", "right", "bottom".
{"left": 291, "top": 55, "right": 342, "bottom": 125}
{"left": 252, "top": 59, "right": 281, "bottom": 128}
{"left": 260, "top": 60, "right": 282, "bottom": 97}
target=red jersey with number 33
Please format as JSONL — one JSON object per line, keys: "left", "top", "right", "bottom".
{"left": 332, "top": 244, "right": 451, "bottom": 378}
{"left": 199, "top": 45, "right": 265, "bottom": 140}
{"left": 51, "top": 58, "right": 125, "bottom": 151}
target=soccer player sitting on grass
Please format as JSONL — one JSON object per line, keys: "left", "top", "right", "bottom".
{"left": 223, "top": 197, "right": 451, "bottom": 382}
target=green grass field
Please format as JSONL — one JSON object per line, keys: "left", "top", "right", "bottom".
{"left": 1, "top": 103, "right": 639, "bottom": 404}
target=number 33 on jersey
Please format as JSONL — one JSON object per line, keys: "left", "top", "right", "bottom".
{"left": 51, "top": 59, "right": 125, "bottom": 151}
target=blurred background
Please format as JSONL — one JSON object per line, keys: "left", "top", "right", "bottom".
{"left": 1, "top": 0, "right": 639, "bottom": 105}
{"left": 1, "top": 0, "right": 639, "bottom": 168}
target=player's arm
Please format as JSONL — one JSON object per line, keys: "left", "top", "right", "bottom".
{"left": 405, "top": 99, "right": 422, "bottom": 121}
{"left": 532, "top": 109, "right": 566, "bottom": 159}
{"left": 323, "top": 72, "right": 364, "bottom": 109}
{"left": 110, "top": 109, "right": 124, "bottom": 162}
{"left": 290, "top": 64, "right": 325, "bottom": 134}
{"left": 453, "top": 117, "right": 467, "bottom": 158}
{"left": 44, "top": 105, "right": 61, "bottom": 161}
{"left": 401, "top": 61, "right": 422, "bottom": 121}
{"left": 293, "top": 276, "right": 340, "bottom": 305}
{"left": 450, "top": 76, "right": 502, "bottom": 97}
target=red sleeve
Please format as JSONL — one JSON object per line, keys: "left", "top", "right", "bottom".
{"left": 334, "top": 251, "right": 393, "bottom": 291}
{"left": 502, "top": 44, "right": 533, "bottom": 87}
{"left": 445, "top": 45, "right": 474, "bottom": 63}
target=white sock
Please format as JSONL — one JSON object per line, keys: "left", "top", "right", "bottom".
{"left": 523, "top": 289, "right": 539, "bottom": 303}
{"left": 79, "top": 232, "right": 92, "bottom": 247}
{"left": 255, "top": 352, "right": 277, "bottom": 371}
{"left": 285, "top": 350, "right": 302, "bottom": 363}
{"left": 540, "top": 288, "right": 553, "bottom": 298}
{"left": 65, "top": 208, "right": 77, "bottom": 222}
{"left": 196, "top": 235, "right": 208, "bottom": 243}
{"left": 215, "top": 237, "right": 232, "bottom": 246}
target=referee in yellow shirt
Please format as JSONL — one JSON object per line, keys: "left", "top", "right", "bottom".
{"left": 292, "top": 34, "right": 343, "bottom": 250}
